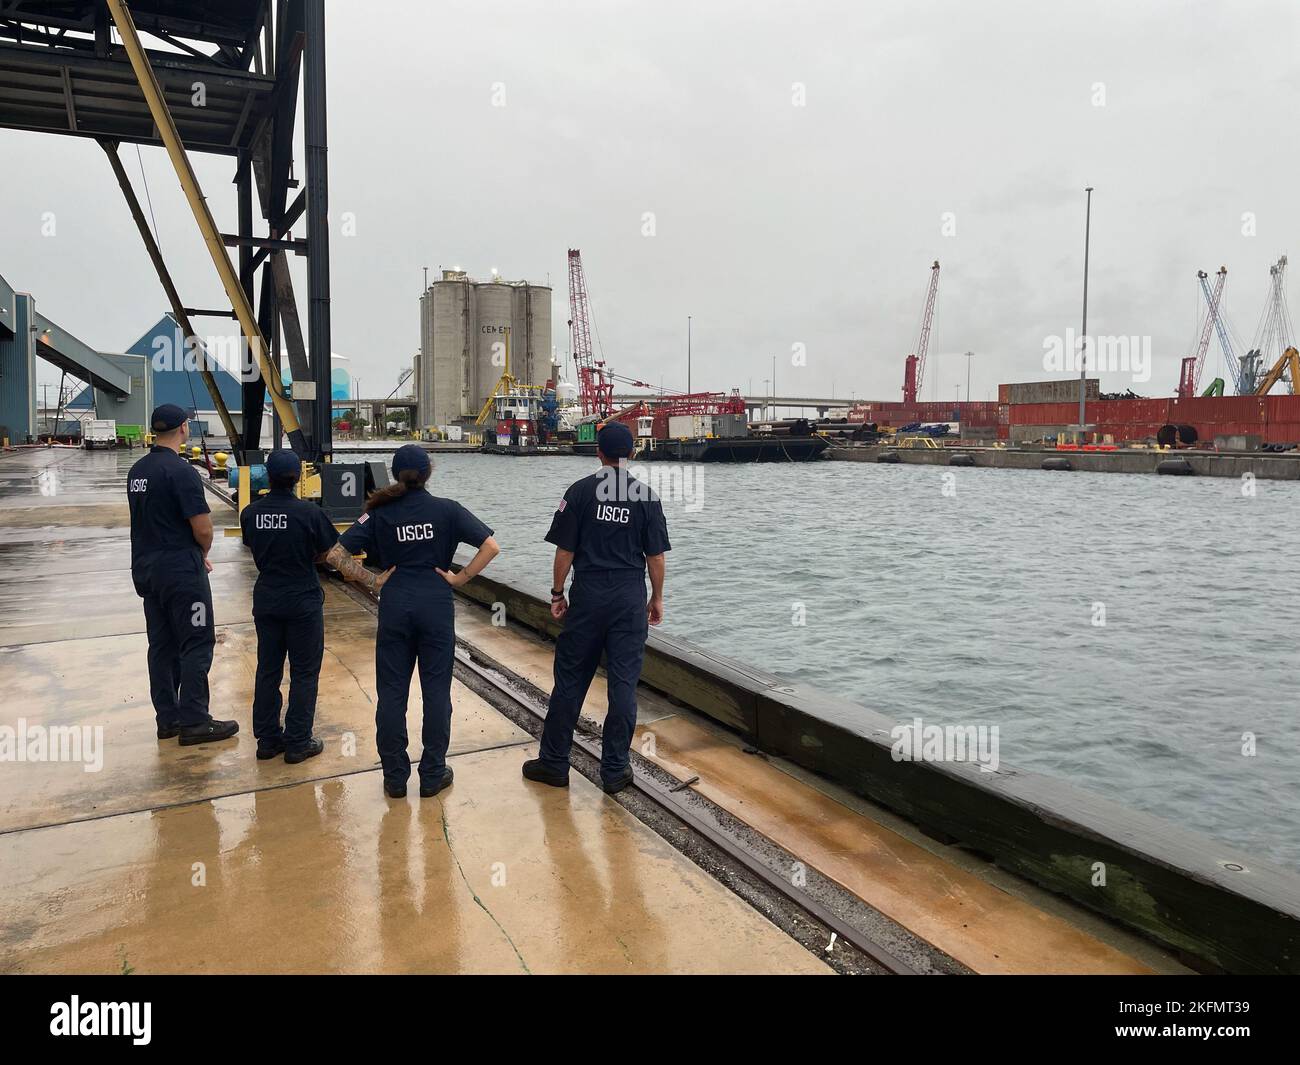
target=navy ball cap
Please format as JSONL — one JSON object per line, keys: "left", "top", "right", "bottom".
{"left": 266, "top": 449, "right": 301, "bottom": 481}
{"left": 597, "top": 420, "right": 634, "bottom": 458}
{"left": 150, "top": 403, "right": 188, "bottom": 432}
{"left": 391, "top": 443, "right": 431, "bottom": 477}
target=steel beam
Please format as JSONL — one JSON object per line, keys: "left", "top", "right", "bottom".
{"left": 302, "top": 0, "right": 332, "bottom": 459}
{"left": 105, "top": 0, "right": 307, "bottom": 455}
{"left": 99, "top": 139, "right": 242, "bottom": 455}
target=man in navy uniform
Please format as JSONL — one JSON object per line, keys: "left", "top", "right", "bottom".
{"left": 127, "top": 404, "right": 238, "bottom": 745}
{"left": 523, "top": 421, "right": 669, "bottom": 794}
{"left": 239, "top": 449, "right": 344, "bottom": 762}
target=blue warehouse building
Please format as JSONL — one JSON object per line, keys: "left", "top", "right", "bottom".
{"left": 67, "top": 313, "right": 250, "bottom": 438}
{"left": 1, "top": 270, "right": 259, "bottom": 444}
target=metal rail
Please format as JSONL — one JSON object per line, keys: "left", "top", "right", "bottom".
{"left": 450, "top": 641, "right": 921, "bottom": 976}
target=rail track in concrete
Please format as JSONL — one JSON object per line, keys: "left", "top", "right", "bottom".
{"left": 447, "top": 635, "right": 937, "bottom": 975}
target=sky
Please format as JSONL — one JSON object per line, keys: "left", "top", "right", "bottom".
{"left": 3, "top": 0, "right": 1299, "bottom": 406}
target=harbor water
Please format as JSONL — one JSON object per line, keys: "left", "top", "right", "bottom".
{"left": 359, "top": 451, "right": 1300, "bottom": 871}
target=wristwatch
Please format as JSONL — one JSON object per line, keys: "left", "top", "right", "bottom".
{"left": 550, "top": 588, "right": 565, "bottom": 600}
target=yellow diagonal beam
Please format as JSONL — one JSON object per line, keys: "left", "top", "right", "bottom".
{"left": 105, "top": 0, "right": 304, "bottom": 446}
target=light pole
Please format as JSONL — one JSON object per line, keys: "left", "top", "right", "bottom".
{"left": 687, "top": 316, "right": 692, "bottom": 395}
{"left": 1079, "top": 186, "right": 1094, "bottom": 435}
{"left": 772, "top": 354, "right": 777, "bottom": 421}
{"left": 965, "top": 351, "right": 973, "bottom": 417}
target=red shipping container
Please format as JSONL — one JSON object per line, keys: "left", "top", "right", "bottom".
{"left": 1172, "top": 396, "right": 1266, "bottom": 424}
{"left": 1263, "top": 423, "right": 1300, "bottom": 444}
{"left": 1265, "top": 395, "right": 1300, "bottom": 424}
{"left": 1009, "top": 402, "right": 1076, "bottom": 425}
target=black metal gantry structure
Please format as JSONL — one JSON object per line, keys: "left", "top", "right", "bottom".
{"left": 0, "top": 0, "right": 333, "bottom": 463}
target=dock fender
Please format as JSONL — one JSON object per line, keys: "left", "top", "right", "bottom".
{"left": 1041, "top": 457, "right": 1072, "bottom": 471}
{"left": 1156, "top": 457, "right": 1195, "bottom": 476}
{"left": 876, "top": 451, "right": 901, "bottom": 463}
{"left": 948, "top": 453, "right": 976, "bottom": 467}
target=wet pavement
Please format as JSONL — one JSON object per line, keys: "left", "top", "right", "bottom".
{"left": 0, "top": 447, "right": 828, "bottom": 974}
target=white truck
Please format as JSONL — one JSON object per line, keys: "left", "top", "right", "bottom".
{"left": 83, "top": 419, "right": 117, "bottom": 450}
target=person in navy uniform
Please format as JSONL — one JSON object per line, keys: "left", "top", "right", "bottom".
{"left": 127, "top": 403, "right": 239, "bottom": 746}
{"left": 336, "top": 444, "right": 499, "bottom": 799}
{"left": 523, "top": 421, "right": 669, "bottom": 794}
{"left": 240, "top": 449, "right": 374, "bottom": 763}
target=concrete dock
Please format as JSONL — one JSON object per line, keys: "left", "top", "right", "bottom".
{"left": 0, "top": 446, "right": 1186, "bottom": 974}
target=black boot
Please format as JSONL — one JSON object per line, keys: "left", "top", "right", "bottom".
{"left": 420, "top": 765, "right": 454, "bottom": 798}
{"left": 522, "top": 758, "right": 569, "bottom": 788}
{"left": 383, "top": 779, "right": 407, "bottom": 799}
{"left": 601, "top": 767, "right": 634, "bottom": 795}
{"left": 178, "top": 718, "right": 240, "bottom": 746}
{"left": 156, "top": 721, "right": 180, "bottom": 740}
{"left": 285, "top": 738, "right": 324, "bottom": 764}
{"left": 256, "top": 737, "right": 286, "bottom": 760}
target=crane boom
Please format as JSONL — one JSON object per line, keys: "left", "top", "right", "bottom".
{"left": 567, "top": 249, "right": 613, "bottom": 417}
{"left": 1250, "top": 256, "right": 1297, "bottom": 395}
{"left": 1179, "top": 268, "right": 1224, "bottom": 397}
{"left": 902, "top": 260, "right": 940, "bottom": 404}
{"left": 1198, "top": 266, "right": 1241, "bottom": 394}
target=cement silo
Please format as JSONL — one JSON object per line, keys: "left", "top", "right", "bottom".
{"left": 416, "top": 269, "right": 552, "bottom": 429}
{"left": 474, "top": 282, "right": 513, "bottom": 407}
{"left": 511, "top": 283, "right": 552, "bottom": 386}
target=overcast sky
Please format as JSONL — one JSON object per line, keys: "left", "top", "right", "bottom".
{"left": 4, "top": 0, "right": 1299, "bottom": 405}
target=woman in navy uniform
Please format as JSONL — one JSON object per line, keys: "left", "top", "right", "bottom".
{"left": 337, "top": 444, "right": 499, "bottom": 799}
{"left": 240, "top": 449, "right": 385, "bottom": 763}
{"left": 523, "top": 421, "right": 670, "bottom": 794}
{"left": 127, "top": 403, "right": 239, "bottom": 746}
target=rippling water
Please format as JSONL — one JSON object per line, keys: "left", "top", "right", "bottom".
{"left": 368, "top": 450, "right": 1300, "bottom": 871}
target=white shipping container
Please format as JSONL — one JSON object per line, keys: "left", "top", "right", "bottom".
{"left": 667, "top": 414, "right": 712, "bottom": 439}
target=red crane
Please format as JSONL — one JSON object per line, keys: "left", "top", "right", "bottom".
{"left": 902, "top": 260, "right": 940, "bottom": 404}
{"left": 567, "top": 249, "right": 613, "bottom": 417}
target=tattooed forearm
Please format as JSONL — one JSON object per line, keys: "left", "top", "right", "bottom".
{"left": 324, "top": 543, "right": 378, "bottom": 592}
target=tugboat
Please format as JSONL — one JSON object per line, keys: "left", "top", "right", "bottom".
{"left": 481, "top": 385, "right": 557, "bottom": 454}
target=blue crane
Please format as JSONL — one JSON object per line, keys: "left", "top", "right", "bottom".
{"left": 1198, "top": 267, "right": 1242, "bottom": 395}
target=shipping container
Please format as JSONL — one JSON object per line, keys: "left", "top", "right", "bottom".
{"left": 1002, "top": 379, "right": 1100, "bottom": 405}
{"left": 713, "top": 413, "right": 749, "bottom": 438}
{"left": 667, "top": 414, "right": 712, "bottom": 439}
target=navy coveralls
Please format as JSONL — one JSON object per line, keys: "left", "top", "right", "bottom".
{"left": 127, "top": 445, "right": 215, "bottom": 729}
{"left": 339, "top": 491, "right": 493, "bottom": 788}
{"left": 240, "top": 489, "right": 340, "bottom": 751}
{"left": 539, "top": 465, "right": 670, "bottom": 785}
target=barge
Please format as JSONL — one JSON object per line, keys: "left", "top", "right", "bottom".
{"left": 640, "top": 432, "right": 829, "bottom": 462}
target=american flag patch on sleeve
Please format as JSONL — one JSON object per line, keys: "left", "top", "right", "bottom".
{"left": 357, "top": 512, "right": 369, "bottom": 524}
{"left": 557, "top": 499, "right": 566, "bottom": 513}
